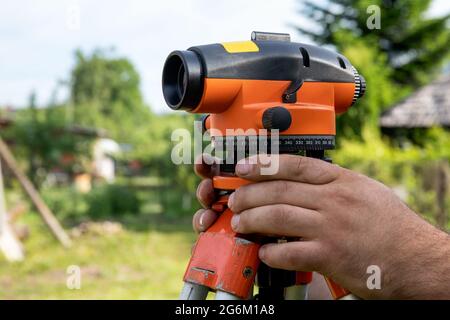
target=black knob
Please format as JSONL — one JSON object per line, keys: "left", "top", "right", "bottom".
{"left": 262, "top": 107, "right": 292, "bottom": 132}
{"left": 358, "top": 74, "right": 366, "bottom": 98}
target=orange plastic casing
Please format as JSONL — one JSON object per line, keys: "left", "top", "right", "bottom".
{"left": 193, "top": 78, "right": 355, "bottom": 137}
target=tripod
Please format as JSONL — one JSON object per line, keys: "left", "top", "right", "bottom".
{"left": 179, "top": 150, "right": 357, "bottom": 300}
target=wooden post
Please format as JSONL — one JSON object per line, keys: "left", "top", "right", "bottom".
{"left": 0, "top": 159, "right": 24, "bottom": 261}
{"left": 0, "top": 138, "right": 72, "bottom": 248}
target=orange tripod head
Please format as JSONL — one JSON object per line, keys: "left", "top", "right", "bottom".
{"left": 162, "top": 31, "right": 365, "bottom": 153}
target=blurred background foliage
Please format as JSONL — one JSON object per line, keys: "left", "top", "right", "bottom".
{"left": 0, "top": 0, "right": 449, "bottom": 226}
{"left": 0, "top": 0, "right": 447, "bottom": 229}
{"left": 1, "top": 48, "right": 200, "bottom": 223}
{"left": 0, "top": 0, "right": 449, "bottom": 299}
{"left": 297, "top": 0, "right": 450, "bottom": 139}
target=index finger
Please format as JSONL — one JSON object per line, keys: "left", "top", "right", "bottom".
{"left": 235, "top": 154, "right": 340, "bottom": 184}
{"left": 194, "top": 153, "right": 220, "bottom": 179}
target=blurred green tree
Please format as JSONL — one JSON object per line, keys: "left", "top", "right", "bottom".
{"left": 70, "top": 49, "right": 142, "bottom": 112}
{"left": 297, "top": 0, "right": 450, "bottom": 85}
{"left": 68, "top": 49, "right": 160, "bottom": 164}
{"left": 69, "top": 49, "right": 200, "bottom": 216}
{"left": 296, "top": 0, "right": 450, "bottom": 139}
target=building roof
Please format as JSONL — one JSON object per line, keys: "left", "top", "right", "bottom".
{"left": 380, "top": 74, "right": 450, "bottom": 128}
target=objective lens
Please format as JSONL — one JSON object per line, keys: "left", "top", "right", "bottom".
{"left": 162, "top": 50, "right": 204, "bottom": 111}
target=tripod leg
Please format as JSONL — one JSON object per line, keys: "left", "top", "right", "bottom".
{"left": 179, "top": 282, "right": 209, "bottom": 300}
{"left": 285, "top": 271, "right": 313, "bottom": 300}
{"left": 285, "top": 284, "right": 309, "bottom": 300}
{"left": 339, "top": 294, "right": 360, "bottom": 300}
{"left": 215, "top": 291, "right": 241, "bottom": 300}
{"left": 182, "top": 207, "right": 260, "bottom": 300}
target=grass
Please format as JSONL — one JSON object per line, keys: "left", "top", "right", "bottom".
{"left": 0, "top": 212, "right": 197, "bottom": 299}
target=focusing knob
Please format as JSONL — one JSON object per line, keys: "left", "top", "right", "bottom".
{"left": 357, "top": 74, "right": 366, "bottom": 98}
{"left": 352, "top": 67, "right": 366, "bottom": 105}
{"left": 262, "top": 107, "right": 292, "bottom": 132}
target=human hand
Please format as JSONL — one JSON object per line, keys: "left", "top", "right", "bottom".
{"left": 192, "top": 154, "right": 450, "bottom": 299}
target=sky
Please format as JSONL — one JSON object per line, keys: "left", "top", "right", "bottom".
{"left": 0, "top": 0, "right": 449, "bottom": 113}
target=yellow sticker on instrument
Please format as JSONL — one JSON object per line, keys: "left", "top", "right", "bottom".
{"left": 221, "top": 41, "right": 259, "bottom": 53}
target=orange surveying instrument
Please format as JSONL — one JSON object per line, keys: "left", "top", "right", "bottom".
{"left": 162, "top": 31, "right": 366, "bottom": 300}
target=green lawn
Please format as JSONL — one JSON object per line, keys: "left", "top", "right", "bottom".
{"left": 0, "top": 213, "right": 196, "bottom": 299}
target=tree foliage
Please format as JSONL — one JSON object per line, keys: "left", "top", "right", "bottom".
{"left": 68, "top": 49, "right": 200, "bottom": 216}
{"left": 68, "top": 49, "right": 159, "bottom": 163}
{"left": 295, "top": 0, "right": 450, "bottom": 140}
{"left": 297, "top": 0, "right": 450, "bottom": 85}
{"left": 70, "top": 49, "right": 143, "bottom": 112}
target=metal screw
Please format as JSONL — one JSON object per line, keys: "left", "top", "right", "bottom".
{"left": 243, "top": 267, "right": 253, "bottom": 279}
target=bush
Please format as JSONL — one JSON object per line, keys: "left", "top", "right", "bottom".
{"left": 85, "top": 184, "right": 141, "bottom": 218}
{"left": 41, "top": 187, "right": 87, "bottom": 222}
{"left": 160, "top": 188, "right": 199, "bottom": 218}
{"left": 41, "top": 183, "right": 141, "bottom": 223}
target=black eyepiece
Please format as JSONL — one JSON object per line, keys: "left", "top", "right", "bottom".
{"left": 162, "top": 50, "right": 204, "bottom": 111}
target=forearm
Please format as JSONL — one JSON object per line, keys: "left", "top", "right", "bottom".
{"left": 384, "top": 221, "right": 450, "bottom": 299}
